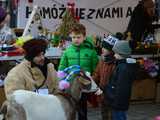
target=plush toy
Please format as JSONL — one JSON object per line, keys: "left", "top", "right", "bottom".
{"left": 57, "top": 71, "right": 69, "bottom": 90}
{"left": 58, "top": 80, "right": 70, "bottom": 90}
{"left": 143, "top": 58, "right": 159, "bottom": 78}
{"left": 57, "top": 71, "right": 67, "bottom": 79}
{"left": 144, "top": 34, "right": 155, "bottom": 43}
{"left": 154, "top": 116, "right": 160, "bottom": 120}
{"left": 57, "top": 65, "right": 81, "bottom": 90}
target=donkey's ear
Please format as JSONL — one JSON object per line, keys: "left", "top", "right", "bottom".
{"left": 78, "top": 76, "right": 91, "bottom": 85}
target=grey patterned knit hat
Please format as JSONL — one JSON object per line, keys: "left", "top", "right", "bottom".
{"left": 112, "top": 40, "right": 132, "bottom": 57}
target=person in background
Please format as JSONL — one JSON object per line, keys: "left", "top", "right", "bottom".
{"left": 4, "top": 38, "right": 58, "bottom": 99}
{"left": 125, "top": 0, "right": 155, "bottom": 42}
{"left": 0, "top": 7, "right": 17, "bottom": 80}
{"left": 105, "top": 40, "right": 138, "bottom": 120}
{"left": 58, "top": 23, "right": 99, "bottom": 120}
{"left": 92, "top": 36, "right": 117, "bottom": 120}
{"left": 0, "top": 7, "right": 16, "bottom": 45}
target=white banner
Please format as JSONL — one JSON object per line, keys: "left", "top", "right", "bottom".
{"left": 17, "top": 0, "right": 139, "bottom": 36}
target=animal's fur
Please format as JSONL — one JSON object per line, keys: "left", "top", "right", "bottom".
{"left": 0, "top": 74, "right": 97, "bottom": 120}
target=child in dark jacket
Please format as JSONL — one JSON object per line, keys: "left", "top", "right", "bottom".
{"left": 106, "top": 40, "right": 138, "bottom": 120}
{"left": 92, "top": 35, "right": 118, "bottom": 120}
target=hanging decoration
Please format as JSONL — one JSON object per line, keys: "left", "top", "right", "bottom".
{"left": 22, "top": 5, "right": 49, "bottom": 38}
{"left": 22, "top": 5, "right": 38, "bottom": 36}
{"left": 12, "top": 0, "right": 19, "bottom": 9}
{"left": 28, "top": 0, "right": 33, "bottom": 3}
{"left": 57, "top": 0, "right": 79, "bottom": 39}
{"left": 67, "top": 2, "right": 75, "bottom": 17}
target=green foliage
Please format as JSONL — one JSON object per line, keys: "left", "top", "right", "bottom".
{"left": 51, "top": 33, "right": 61, "bottom": 46}
{"left": 58, "top": 8, "right": 78, "bottom": 39}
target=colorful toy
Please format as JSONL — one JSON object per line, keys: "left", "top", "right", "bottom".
{"left": 14, "top": 35, "right": 33, "bottom": 47}
{"left": 57, "top": 65, "right": 81, "bottom": 90}
{"left": 58, "top": 80, "right": 70, "bottom": 90}
{"left": 143, "top": 58, "right": 159, "bottom": 78}
{"left": 154, "top": 116, "right": 160, "bottom": 120}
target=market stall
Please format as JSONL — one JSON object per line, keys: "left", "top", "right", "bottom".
{"left": 0, "top": 0, "right": 160, "bottom": 107}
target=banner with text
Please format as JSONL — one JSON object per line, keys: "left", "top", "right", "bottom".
{"left": 17, "top": 0, "right": 139, "bottom": 36}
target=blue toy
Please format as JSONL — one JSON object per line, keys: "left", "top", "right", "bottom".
{"left": 57, "top": 65, "right": 81, "bottom": 90}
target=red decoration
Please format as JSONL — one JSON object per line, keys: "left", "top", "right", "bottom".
{"left": 67, "top": 2, "right": 75, "bottom": 16}
{"left": 28, "top": 0, "right": 33, "bottom": 3}
{"left": 12, "top": 0, "right": 19, "bottom": 9}
{"left": 68, "top": 0, "right": 75, "bottom": 4}
{"left": 67, "top": 0, "right": 80, "bottom": 22}
{"left": 1, "top": 49, "right": 24, "bottom": 56}
{"left": 75, "top": 16, "right": 80, "bottom": 22}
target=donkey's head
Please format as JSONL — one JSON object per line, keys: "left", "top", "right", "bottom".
{"left": 58, "top": 65, "right": 97, "bottom": 101}
{"left": 69, "top": 70, "right": 97, "bottom": 101}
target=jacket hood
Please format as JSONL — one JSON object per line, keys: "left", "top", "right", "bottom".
{"left": 126, "top": 58, "right": 138, "bottom": 71}
{"left": 83, "top": 36, "right": 95, "bottom": 49}
{"left": 116, "top": 58, "right": 136, "bottom": 64}
{"left": 116, "top": 58, "right": 138, "bottom": 71}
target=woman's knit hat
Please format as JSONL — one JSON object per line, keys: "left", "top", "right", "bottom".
{"left": 0, "top": 7, "right": 7, "bottom": 23}
{"left": 112, "top": 40, "right": 132, "bottom": 57}
{"left": 22, "top": 38, "right": 48, "bottom": 61}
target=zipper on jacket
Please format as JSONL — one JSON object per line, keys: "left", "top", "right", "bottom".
{"left": 77, "top": 46, "right": 80, "bottom": 65}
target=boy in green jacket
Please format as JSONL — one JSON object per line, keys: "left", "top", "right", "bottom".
{"left": 58, "top": 23, "right": 99, "bottom": 120}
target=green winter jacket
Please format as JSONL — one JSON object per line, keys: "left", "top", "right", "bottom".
{"left": 58, "top": 38, "right": 99, "bottom": 74}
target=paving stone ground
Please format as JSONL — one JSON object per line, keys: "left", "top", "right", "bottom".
{"left": 87, "top": 104, "right": 160, "bottom": 120}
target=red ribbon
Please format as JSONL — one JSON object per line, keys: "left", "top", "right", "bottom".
{"left": 28, "top": 0, "right": 33, "bottom": 3}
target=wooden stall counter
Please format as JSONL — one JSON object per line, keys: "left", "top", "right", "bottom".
{"left": 131, "top": 78, "right": 157, "bottom": 104}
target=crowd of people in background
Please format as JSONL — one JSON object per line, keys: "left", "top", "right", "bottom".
{"left": 0, "top": 7, "right": 16, "bottom": 45}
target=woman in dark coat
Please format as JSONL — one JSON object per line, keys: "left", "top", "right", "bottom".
{"left": 125, "top": 0, "right": 155, "bottom": 42}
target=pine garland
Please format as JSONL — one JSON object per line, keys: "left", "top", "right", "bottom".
{"left": 58, "top": 8, "right": 78, "bottom": 39}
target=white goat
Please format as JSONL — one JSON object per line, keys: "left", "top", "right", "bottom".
{"left": 0, "top": 75, "right": 98, "bottom": 120}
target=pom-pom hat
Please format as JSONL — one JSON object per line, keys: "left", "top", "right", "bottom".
{"left": 102, "top": 35, "right": 119, "bottom": 51}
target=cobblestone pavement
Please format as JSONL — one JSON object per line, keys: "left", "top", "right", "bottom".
{"left": 87, "top": 104, "right": 160, "bottom": 120}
